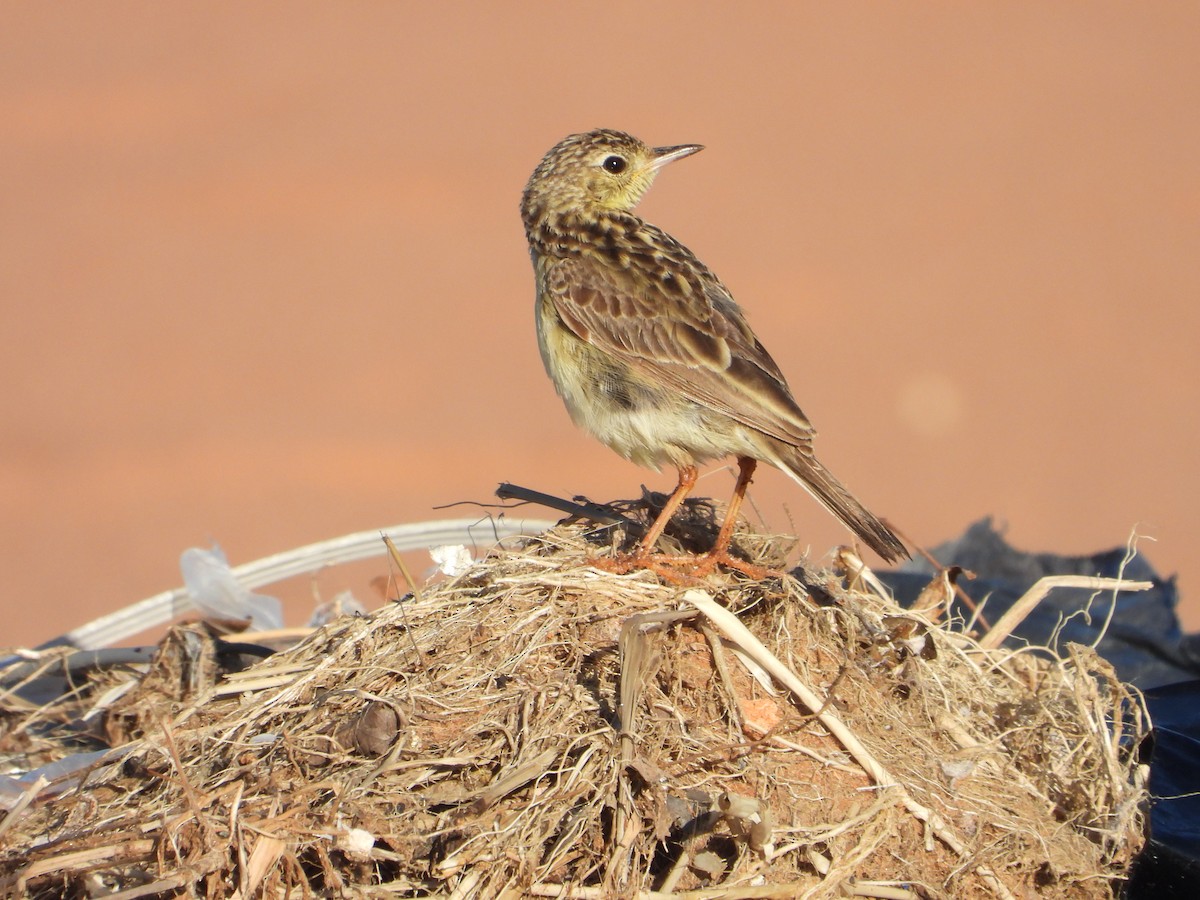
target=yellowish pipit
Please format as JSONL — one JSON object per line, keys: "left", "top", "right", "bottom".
{"left": 520, "top": 129, "right": 908, "bottom": 569}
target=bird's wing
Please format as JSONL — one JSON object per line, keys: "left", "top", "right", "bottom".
{"left": 544, "top": 246, "right": 816, "bottom": 448}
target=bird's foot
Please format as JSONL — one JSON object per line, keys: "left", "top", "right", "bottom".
{"left": 591, "top": 549, "right": 774, "bottom": 583}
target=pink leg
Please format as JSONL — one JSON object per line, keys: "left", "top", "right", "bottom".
{"left": 597, "top": 459, "right": 773, "bottom": 582}
{"left": 638, "top": 465, "right": 698, "bottom": 554}
{"left": 709, "top": 457, "right": 756, "bottom": 558}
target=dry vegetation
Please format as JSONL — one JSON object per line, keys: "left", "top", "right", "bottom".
{"left": 0, "top": 505, "right": 1147, "bottom": 898}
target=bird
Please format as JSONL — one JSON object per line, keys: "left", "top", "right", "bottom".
{"left": 520, "top": 129, "right": 908, "bottom": 569}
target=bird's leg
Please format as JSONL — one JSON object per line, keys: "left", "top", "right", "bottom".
{"left": 596, "top": 460, "right": 772, "bottom": 582}
{"left": 592, "top": 466, "right": 698, "bottom": 577}
{"left": 676, "top": 456, "right": 771, "bottom": 579}
{"left": 595, "top": 460, "right": 772, "bottom": 580}
{"left": 638, "top": 465, "right": 698, "bottom": 553}
{"left": 708, "top": 456, "right": 756, "bottom": 558}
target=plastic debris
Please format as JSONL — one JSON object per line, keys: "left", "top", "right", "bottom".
{"left": 179, "top": 545, "right": 283, "bottom": 630}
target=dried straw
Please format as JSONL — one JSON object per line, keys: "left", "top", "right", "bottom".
{"left": 0, "top": 511, "right": 1147, "bottom": 898}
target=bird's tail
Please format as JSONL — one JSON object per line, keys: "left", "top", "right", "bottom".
{"left": 770, "top": 445, "right": 909, "bottom": 563}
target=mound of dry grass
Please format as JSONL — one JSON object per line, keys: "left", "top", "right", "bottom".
{"left": 0, "top": 506, "right": 1147, "bottom": 898}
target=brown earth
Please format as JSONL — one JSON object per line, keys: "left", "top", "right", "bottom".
{"left": 2, "top": 4, "right": 1198, "bottom": 647}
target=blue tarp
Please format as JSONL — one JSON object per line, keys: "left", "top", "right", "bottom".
{"left": 880, "top": 518, "right": 1200, "bottom": 897}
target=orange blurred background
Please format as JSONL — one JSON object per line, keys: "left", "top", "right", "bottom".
{"left": 3, "top": 4, "right": 1198, "bottom": 648}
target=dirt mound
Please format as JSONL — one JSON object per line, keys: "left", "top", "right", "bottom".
{"left": 0, "top": 512, "right": 1147, "bottom": 898}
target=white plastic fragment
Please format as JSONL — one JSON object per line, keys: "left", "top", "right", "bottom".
{"left": 180, "top": 545, "right": 283, "bottom": 630}
{"left": 430, "top": 544, "right": 474, "bottom": 577}
{"left": 338, "top": 827, "right": 376, "bottom": 860}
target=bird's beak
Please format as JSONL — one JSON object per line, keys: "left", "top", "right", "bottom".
{"left": 650, "top": 143, "right": 704, "bottom": 170}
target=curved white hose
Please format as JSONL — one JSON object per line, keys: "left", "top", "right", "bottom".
{"left": 48, "top": 517, "right": 555, "bottom": 651}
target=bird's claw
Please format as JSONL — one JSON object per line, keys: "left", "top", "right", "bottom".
{"left": 590, "top": 549, "right": 774, "bottom": 583}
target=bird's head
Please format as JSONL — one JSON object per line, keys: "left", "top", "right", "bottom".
{"left": 522, "top": 129, "right": 703, "bottom": 224}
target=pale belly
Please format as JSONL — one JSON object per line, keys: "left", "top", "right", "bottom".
{"left": 535, "top": 294, "right": 759, "bottom": 471}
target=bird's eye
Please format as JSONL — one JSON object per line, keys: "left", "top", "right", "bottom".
{"left": 602, "top": 155, "right": 627, "bottom": 174}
